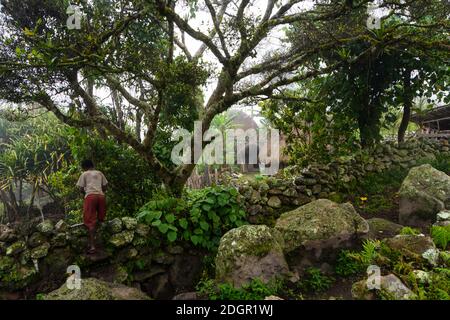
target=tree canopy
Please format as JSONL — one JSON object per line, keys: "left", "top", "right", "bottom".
{"left": 0, "top": 0, "right": 449, "bottom": 192}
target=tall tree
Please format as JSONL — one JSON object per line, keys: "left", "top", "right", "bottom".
{"left": 1, "top": 0, "right": 447, "bottom": 193}
{"left": 280, "top": 0, "right": 449, "bottom": 147}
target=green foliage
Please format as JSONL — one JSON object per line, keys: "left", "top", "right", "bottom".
{"left": 297, "top": 268, "right": 334, "bottom": 293}
{"left": 196, "top": 277, "right": 282, "bottom": 300}
{"left": 429, "top": 153, "right": 450, "bottom": 174}
{"left": 430, "top": 225, "right": 450, "bottom": 250}
{"left": 354, "top": 166, "right": 409, "bottom": 195}
{"left": 0, "top": 112, "right": 70, "bottom": 219}
{"left": 136, "top": 194, "right": 186, "bottom": 243}
{"left": 186, "top": 186, "right": 247, "bottom": 249}
{"left": 46, "top": 163, "right": 83, "bottom": 222}
{"left": 346, "top": 237, "right": 450, "bottom": 300}
{"left": 400, "top": 227, "right": 421, "bottom": 236}
{"left": 405, "top": 268, "right": 450, "bottom": 300}
{"left": 35, "top": 293, "right": 45, "bottom": 300}
{"left": 261, "top": 93, "right": 360, "bottom": 166}
{"left": 359, "top": 195, "right": 394, "bottom": 215}
{"left": 348, "top": 240, "right": 381, "bottom": 266}
{"left": 334, "top": 250, "right": 366, "bottom": 277}
{"left": 137, "top": 186, "right": 247, "bottom": 250}
{"left": 66, "top": 128, "right": 161, "bottom": 217}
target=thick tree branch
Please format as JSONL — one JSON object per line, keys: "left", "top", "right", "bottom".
{"left": 205, "top": 0, "right": 231, "bottom": 58}
{"left": 156, "top": 0, "right": 228, "bottom": 64}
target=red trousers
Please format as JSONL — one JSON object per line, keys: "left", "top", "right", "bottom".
{"left": 83, "top": 194, "right": 106, "bottom": 230}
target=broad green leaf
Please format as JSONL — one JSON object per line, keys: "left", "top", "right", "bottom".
{"left": 158, "top": 223, "right": 169, "bottom": 234}
{"left": 200, "top": 221, "right": 210, "bottom": 231}
{"left": 179, "top": 218, "right": 188, "bottom": 229}
{"left": 165, "top": 213, "right": 175, "bottom": 223}
{"left": 167, "top": 231, "right": 177, "bottom": 242}
{"left": 151, "top": 220, "right": 162, "bottom": 227}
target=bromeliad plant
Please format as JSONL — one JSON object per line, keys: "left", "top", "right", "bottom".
{"left": 136, "top": 186, "right": 247, "bottom": 250}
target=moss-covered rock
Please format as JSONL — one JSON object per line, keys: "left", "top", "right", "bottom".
{"left": 6, "top": 240, "right": 26, "bottom": 256}
{"left": 109, "top": 230, "right": 134, "bottom": 248}
{"left": 367, "top": 218, "right": 403, "bottom": 240}
{"left": 51, "top": 233, "right": 68, "bottom": 247}
{"left": 69, "top": 225, "right": 88, "bottom": 238}
{"left": 42, "top": 278, "right": 151, "bottom": 300}
{"left": 383, "top": 235, "right": 438, "bottom": 265}
{"left": 28, "top": 232, "right": 48, "bottom": 248}
{"left": 215, "top": 225, "right": 289, "bottom": 288}
{"left": 135, "top": 224, "right": 150, "bottom": 237}
{"left": 267, "top": 196, "right": 281, "bottom": 208}
{"left": 36, "top": 220, "right": 54, "bottom": 235}
{"left": 30, "top": 243, "right": 50, "bottom": 260}
{"left": 1, "top": 264, "right": 38, "bottom": 289}
{"left": 0, "top": 256, "right": 15, "bottom": 273}
{"left": 275, "top": 199, "right": 369, "bottom": 254}
{"left": 121, "top": 217, "right": 138, "bottom": 230}
{"left": 108, "top": 218, "right": 123, "bottom": 234}
{"left": 399, "top": 164, "right": 450, "bottom": 227}
{"left": 352, "top": 274, "right": 416, "bottom": 300}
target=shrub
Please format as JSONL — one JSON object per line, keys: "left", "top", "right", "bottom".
{"left": 67, "top": 128, "right": 162, "bottom": 217}
{"left": 297, "top": 268, "right": 334, "bottom": 293}
{"left": 136, "top": 186, "right": 247, "bottom": 250}
{"left": 429, "top": 153, "right": 450, "bottom": 175}
{"left": 354, "top": 166, "right": 409, "bottom": 195}
{"left": 334, "top": 250, "right": 366, "bottom": 277}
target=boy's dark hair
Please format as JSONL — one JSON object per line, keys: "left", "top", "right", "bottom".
{"left": 81, "top": 159, "right": 94, "bottom": 170}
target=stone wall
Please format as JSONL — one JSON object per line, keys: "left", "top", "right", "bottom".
{"left": 1, "top": 138, "right": 449, "bottom": 299}
{"left": 230, "top": 138, "right": 450, "bottom": 224}
{"left": 0, "top": 217, "right": 206, "bottom": 299}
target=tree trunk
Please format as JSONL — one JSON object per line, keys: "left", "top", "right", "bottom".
{"left": 398, "top": 69, "right": 412, "bottom": 144}
{"left": 358, "top": 109, "right": 378, "bottom": 148}
{"left": 26, "top": 182, "right": 37, "bottom": 221}
{"left": 111, "top": 89, "right": 124, "bottom": 130}
{"left": 135, "top": 109, "right": 142, "bottom": 142}
{"left": 0, "top": 188, "right": 19, "bottom": 222}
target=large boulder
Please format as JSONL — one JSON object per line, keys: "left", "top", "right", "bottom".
{"left": 274, "top": 199, "right": 368, "bottom": 272}
{"left": 399, "top": 164, "right": 450, "bottom": 227}
{"left": 215, "top": 225, "right": 289, "bottom": 288}
{"left": 42, "top": 278, "right": 151, "bottom": 300}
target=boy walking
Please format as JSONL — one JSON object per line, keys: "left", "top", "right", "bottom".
{"left": 76, "top": 160, "right": 108, "bottom": 254}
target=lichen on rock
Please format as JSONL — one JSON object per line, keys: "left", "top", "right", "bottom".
{"left": 30, "top": 243, "right": 50, "bottom": 260}
{"left": 383, "top": 234, "right": 437, "bottom": 265}
{"left": 215, "top": 224, "right": 289, "bottom": 288}
{"left": 121, "top": 217, "right": 138, "bottom": 230}
{"left": 42, "top": 278, "right": 151, "bottom": 300}
{"left": 399, "top": 164, "right": 450, "bottom": 227}
{"left": 274, "top": 199, "right": 369, "bottom": 254}
{"left": 36, "top": 220, "right": 54, "bottom": 235}
{"left": 109, "top": 230, "right": 134, "bottom": 248}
